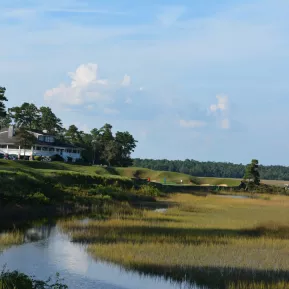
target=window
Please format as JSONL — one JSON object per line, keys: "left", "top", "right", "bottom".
{"left": 42, "top": 147, "right": 48, "bottom": 151}
{"left": 66, "top": 149, "right": 72, "bottom": 153}
{"left": 72, "top": 150, "right": 77, "bottom": 153}
{"left": 49, "top": 148, "right": 55, "bottom": 152}
{"left": 45, "top": 136, "right": 54, "bottom": 143}
{"left": 35, "top": 146, "right": 41, "bottom": 151}
{"left": 38, "top": 136, "right": 44, "bottom": 141}
{"left": 56, "top": 148, "right": 60, "bottom": 152}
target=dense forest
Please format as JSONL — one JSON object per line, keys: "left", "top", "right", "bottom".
{"left": 133, "top": 159, "right": 289, "bottom": 181}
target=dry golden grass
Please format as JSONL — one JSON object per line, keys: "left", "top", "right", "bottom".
{"left": 59, "top": 193, "right": 289, "bottom": 288}
{"left": 0, "top": 230, "right": 24, "bottom": 251}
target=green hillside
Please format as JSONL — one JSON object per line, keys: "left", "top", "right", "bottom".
{"left": 0, "top": 160, "right": 242, "bottom": 187}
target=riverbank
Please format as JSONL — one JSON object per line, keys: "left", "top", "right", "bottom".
{"left": 0, "top": 160, "right": 164, "bottom": 229}
{"left": 60, "top": 193, "right": 289, "bottom": 289}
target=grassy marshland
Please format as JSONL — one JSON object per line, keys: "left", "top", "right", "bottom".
{"left": 0, "top": 231, "right": 24, "bottom": 252}
{"left": 60, "top": 194, "right": 289, "bottom": 289}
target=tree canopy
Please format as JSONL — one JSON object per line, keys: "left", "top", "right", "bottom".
{"left": 9, "top": 103, "right": 41, "bottom": 130}
{"left": 0, "top": 87, "right": 138, "bottom": 166}
{"left": 39, "top": 106, "right": 63, "bottom": 134}
{"left": 0, "top": 87, "right": 8, "bottom": 118}
{"left": 244, "top": 159, "right": 260, "bottom": 185}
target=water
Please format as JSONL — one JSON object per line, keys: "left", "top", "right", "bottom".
{"left": 0, "top": 223, "right": 201, "bottom": 289}
{"left": 217, "top": 195, "right": 249, "bottom": 199}
{"left": 154, "top": 208, "right": 168, "bottom": 213}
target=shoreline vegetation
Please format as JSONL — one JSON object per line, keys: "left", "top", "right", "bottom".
{"left": 2, "top": 160, "right": 289, "bottom": 288}
{"left": 60, "top": 193, "right": 289, "bottom": 289}
{"left": 0, "top": 159, "right": 286, "bottom": 229}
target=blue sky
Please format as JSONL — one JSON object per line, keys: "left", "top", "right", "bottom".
{"left": 1, "top": 0, "right": 289, "bottom": 165}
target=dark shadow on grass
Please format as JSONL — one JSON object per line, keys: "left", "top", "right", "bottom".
{"left": 18, "top": 161, "right": 69, "bottom": 171}
{"left": 69, "top": 225, "right": 245, "bottom": 245}
{"left": 71, "top": 223, "right": 289, "bottom": 246}
{"left": 128, "top": 217, "right": 183, "bottom": 223}
{"left": 118, "top": 263, "right": 289, "bottom": 289}
{"left": 131, "top": 200, "right": 177, "bottom": 210}
{"left": 104, "top": 167, "right": 120, "bottom": 175}
{"left": 241, "top": 223, "right": 289, "bottom": 239}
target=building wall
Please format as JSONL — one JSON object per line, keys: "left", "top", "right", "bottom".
{"left": 0, "top": 146, "right": 81, "bottom": 161}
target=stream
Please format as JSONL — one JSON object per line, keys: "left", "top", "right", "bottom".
{"left": 0, "top": 221, "right": 202, "bottom": 289}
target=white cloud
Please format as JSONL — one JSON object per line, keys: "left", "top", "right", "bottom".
{"left": 44, "top": 63, "right": 120, "bottom": 107}
{"left": 209, "top": 94, "right": 229, "bottom": 112}
{"left": 69, "top": 63, "right": 107, "bottom": 88}
{"left": 121, "top": 74, "right": 131, "bottom": 86}
{"left": 179, "top": 119, "right": 207, "bottom": 128}
{"left": 209, "top": 94, "right": 230, "bottom": 129}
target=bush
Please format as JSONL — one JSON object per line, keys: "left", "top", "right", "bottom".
{"left": 27, "top": 192, "right": 50, "bottom": 204}
{"left": 138, "top": 185, "right": 161, "bottom": 197}
{"left": 34, "top": 156, "right": 42, "bottom": 161}
{"left": 50, "top": 154, "right": 64, "bottom": 162}
{"left": 0, "top": 269, "right": 68, "bottom": 289}
{"left": 67, "top": 157, "right": 73, "bottom": 163}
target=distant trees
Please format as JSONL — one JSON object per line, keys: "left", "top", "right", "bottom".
{"left": 133, "top": 158, "right": 289, "bottom": 181}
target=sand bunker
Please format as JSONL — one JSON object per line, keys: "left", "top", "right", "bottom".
{"left": 218, "top": 184, "right": 228, "bottom": 187}
{"left": 200, "top": 184, "right": 211, "bottom": 186}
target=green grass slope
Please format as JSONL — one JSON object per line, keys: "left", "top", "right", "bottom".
{"left": 0, "top": 160, "right": 242, "bottom": 187}
{"left": 115, "top": 167, "right": 241, "bottom": 186}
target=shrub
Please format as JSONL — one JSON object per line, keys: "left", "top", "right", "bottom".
{"left": 0, "top": 269, "right": 68, "bottom": 289}
{"left": 138, "top": 185, "right": 161, "bottom": 197}
{"left": 67, "top": 157, "right": 73, "bottom": 163}
{"left": 50, "top": 154, "right": 64, "bottom": 162}
{"left": 27, "top": 192, "right": 50, "bottom": 204}
{"left": 34, "top": 156, "right": 42, "bottom": 161}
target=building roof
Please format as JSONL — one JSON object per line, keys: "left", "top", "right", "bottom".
{"left": 0, "top": 128, "right": 83, "bottom": 149}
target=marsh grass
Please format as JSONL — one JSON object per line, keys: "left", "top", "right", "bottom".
{"left": 228, "top": 281, "right": 289, "bottom": 289}
{"left": 0, "top": 230, "right": 24, "bottom": 252}
{"left": 0, "top": 231, "right": 24, "bottom": 247}
{"left": 59, "top": 193, "right": 289, "bottom": 289}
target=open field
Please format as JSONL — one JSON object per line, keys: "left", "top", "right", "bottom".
{"left": 60, "top": 193, "right": 289, "bottom": 289}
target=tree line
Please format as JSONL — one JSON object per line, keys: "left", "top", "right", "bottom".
{"left": 133, "top": 158, "right": 289, "bottom": 181}
{"left": 0, "top": 87, "right": 137, "bottom": 166}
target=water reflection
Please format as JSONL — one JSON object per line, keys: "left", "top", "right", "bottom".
{"left": 24, "top": 225, "right": 53, "bottom": 242}
{"left": 216, "top": 195, "right": 249, "bottom": 199}
{"left": 0, "top": 223, "right": 202, "bottom": 289}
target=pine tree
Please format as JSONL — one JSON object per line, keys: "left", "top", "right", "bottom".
{"left": 244, "top": 159, "right": 260, "bottom": 185}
